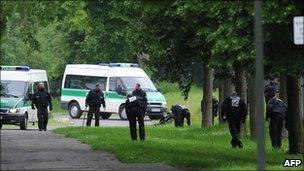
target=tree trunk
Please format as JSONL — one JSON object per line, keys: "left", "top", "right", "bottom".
{"left": 223, "top": 78, "right": 233, "bottom": 98}
{"left": 287, "top": 75, "right": 304, "bottom": 154}
{"left": 234, "top": 68, "right": 248, "bottom": 136}
{"left": 279, "top": 75, "right": 288, "bottom": 138}
{"left": 218, "top": 77, "right": 232, "bottom": 124}
{"left": 218, "top": 81, "right": 224, "bottom": 124}
{"left": 247, "top": 76, "right": 256, "bottom": 139}
{"left": 201, "top": 63, "right": 213, "bottom": 128}
{"left": 279, "top": 75, "right": 288, "bottom": 102}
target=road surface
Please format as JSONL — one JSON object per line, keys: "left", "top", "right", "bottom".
{"left": 56, "top": 114, "right": 156, "bottom": 127}
{"left": 0, "top": 129, "right": 178, "bottom": 170}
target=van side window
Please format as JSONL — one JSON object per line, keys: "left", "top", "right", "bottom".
{"left": 84, "top": 76, "right": 107, "bottom": 90}
{"left": 64, "top": 75, "right": 85, "bottom": 89}
{"left": 64, "top": 75, "right": 106, "bottom": 90}
{"left": 109, "top": 77, "right": 117, "bottom": 91}
{"left": 109, "top": 77, "right": 126, "bottom": 95}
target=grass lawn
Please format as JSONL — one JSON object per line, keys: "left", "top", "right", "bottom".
{"left": 54, "top": 85, "right": 303, "bottom": 170}
{"left": 54, "top": 125, "right": 302, "bottom": 170}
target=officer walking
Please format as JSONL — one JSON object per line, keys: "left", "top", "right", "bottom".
{"left": 31, "top": 82, "right": 52, "bottom": 131}
{"left": 125, "top": 83, "right": 147, "bottom": 141}
{"left": 85, "top": 83, "right": 106, "bottom": 127}
{"left": 266, "top": 96, "right": 288, "bottom": 148}
{"left": 221, "top": 92, "right": 247, "bottom": 148}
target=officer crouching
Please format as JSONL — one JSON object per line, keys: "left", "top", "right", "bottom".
{"left": 125, "top": 83, "right": 147, "bottom": 141}
{"left": 31, "top": 82, "right": 52, "bottom": 131}
{"left": 221, "top": 92, "right": 247, "bottom": 148}
{"left": 171, "top": 105, "right": 191, "bottom": 127}
{"left": 85, "top": 83, "right": 106, "bottom": 127}
{"left": 266, "top": 96, "right": 288, "bottom": 148}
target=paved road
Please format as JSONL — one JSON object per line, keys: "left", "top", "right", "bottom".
{"left": 0, "top": 129, "right": 178, "bottom": 170}
{"left": 56, "top": 114, "right": 157, "bottom": 127}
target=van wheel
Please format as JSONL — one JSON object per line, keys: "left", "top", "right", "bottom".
{"left": 20, "top": 114, "right": 28, "bottom": 130}
{"left": 119, "top": 104, "right": 128, "bottom": 120}
{"left": 69, "top": 102, "right": 82, "bottom": 119}
{"left": 100, "top": 112, "right": 111, "bottom": 119}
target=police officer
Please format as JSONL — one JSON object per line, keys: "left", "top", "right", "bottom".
{"left": 85, "top": 83, "right": 106, "bottom": 127}
{"left": 125, "top": 83, "right": 147, "bottom": 141}
{"left": 221, "top": 92, "right": 247, "bottom": 148}
{"left": 266, "top": 96, "right": 288, "bottom": 148}
{"left": 132, "top": 83, "right": 147, "bottom": 111}
{"left": 171, "top": 105, "right": 191, "bottom": 127}
{"left": 264, "top": 81, "right": 277, "bottom": 103}
{"left": 31, "top": 82, "right": 52, "bottom": 131}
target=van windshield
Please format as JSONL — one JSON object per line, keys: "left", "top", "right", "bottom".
{"left": 120, "top": 77, "right": 157, "bottom": 92}
{"left": 0, "top": 80, "right": 27, "bottom": 98}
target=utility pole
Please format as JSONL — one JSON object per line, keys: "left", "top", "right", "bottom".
{"left": 254, "top": 1, "right": 265, "bottom": 170}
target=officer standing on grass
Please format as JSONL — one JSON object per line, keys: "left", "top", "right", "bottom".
{"left": 85, "top": 83, "right": 106, "bottom": 127}
{"left": 125, "top": 83, "right": 147, "bottom": 141}
{"left": 221, "top": 92, "right": 247, "bottom": 148}
{"left": 266, "top": 96, "right": 288, "bottom": 148}
{"left": 31, "top": 82, "right": 52, "bottom": 131}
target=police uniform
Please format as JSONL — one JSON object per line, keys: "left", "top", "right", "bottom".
{"left": 125, "top": 94, "right": 146, "bottom": 141}
{"left": 132, "top": 89, "right": 147, "bottom": 112}
{"left": 31, "top": 89, "right": 52, "bottom": 131}
{"left": 171, "top": 105, "right": 191, "bottom": 127}
{"left": 85, "top": 88, "right": 105, "bottom": 127}
{"left": 266, "top": 97, "right": 288, "bottom": 148}
{"left": 221, "top": 93, "right": 247, "bottom": 148}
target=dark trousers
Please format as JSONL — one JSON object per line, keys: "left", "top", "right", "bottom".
{"left": 127, "top": 108, "right": 145, "bottom": 140}
{"left": 177, "top": 115, "right": 191, "bottom": 127}
{"left": 228, "top": 119, "right": 242, "bottom": 148}
{"left": 37, "top": 106, "right": 48, "bottom": 131}
{"left": 86, "top": 106, "right": 100, "bottom": 127}
{"left": 269, "top": 116, "right": 284, "bottom": 148}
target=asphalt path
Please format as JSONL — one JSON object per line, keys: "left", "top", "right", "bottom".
{"left": 56, "top": 114, "right": 156, "bottom": 127}
{"left": 0, "top": 129, "right": 178, "bottom": 170}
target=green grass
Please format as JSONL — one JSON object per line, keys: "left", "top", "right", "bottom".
{"left": 52, "top": 97, "right": 66, "bottom": 114}
{"left": 163, "top": 85, "right": 218, "bottom": 123}
{"left": 54, "top": 124, "right": 302, "bottom": 170}
{"left": 54, "top": 86, "right": 302, "bottom": 170}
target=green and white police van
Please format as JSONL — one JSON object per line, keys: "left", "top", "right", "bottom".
{"left": 0, "top": 66, "right": 50, "bottom": 130}
{"left": 60, "top": 63, "right": 167, "bottom": 120}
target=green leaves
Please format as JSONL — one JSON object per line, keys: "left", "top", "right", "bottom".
{"left": 1, "top": 0, "right": 303, "bottom": 94}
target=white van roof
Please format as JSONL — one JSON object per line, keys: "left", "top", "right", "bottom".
{"left": 65, "top": 64, "right": 149, "bottom": 77}
{"left": 0, "top": 66, "right": 47, "bottom": 82}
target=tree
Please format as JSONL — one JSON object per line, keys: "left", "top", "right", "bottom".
{"left": 201, "top": 63, "right": 213, "bottom": 127}
{"left": 263, "top": 0, "right": 304, "bottom": 153}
